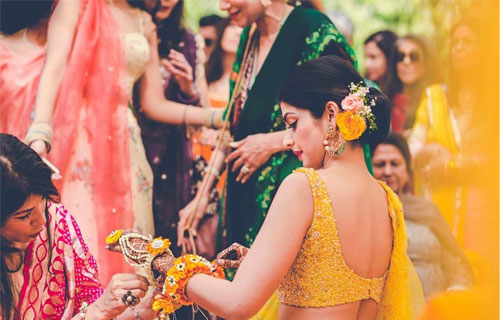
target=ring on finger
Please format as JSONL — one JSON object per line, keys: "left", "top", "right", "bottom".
{"left": 240, "top": 165, "right": 250, "bottom": 175}
{"left": 122, "top": 290, "right": 138, "bottom": 307}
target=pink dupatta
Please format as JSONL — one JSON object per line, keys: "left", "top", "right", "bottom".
{"left": 47, "top": 0, "right": 134, "bottom": 281}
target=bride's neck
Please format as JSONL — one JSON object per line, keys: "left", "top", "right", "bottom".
{"left": 323, "top": 143, "right": 369, "bottom": 172}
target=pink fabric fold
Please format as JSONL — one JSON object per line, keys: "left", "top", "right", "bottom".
{"left": 49, "top": 0, "right": 134, "bottom": 283}
{"left": 0, "top": 42, "right": 45, "bottom": 138}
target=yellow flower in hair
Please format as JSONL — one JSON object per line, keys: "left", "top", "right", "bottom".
{"left": 336, "top": 111, "right": 367, "bottom": 141}
{"left": 146, "top": 237, "right": 171, "bottom": 256}
{"left": 105, "top": 229, "right": 123, "bottom": 244}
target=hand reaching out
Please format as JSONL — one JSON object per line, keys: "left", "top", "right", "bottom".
{"left": 215, "top": 243, "right": 249, "bottom": 269}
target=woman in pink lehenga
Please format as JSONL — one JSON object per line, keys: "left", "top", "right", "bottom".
{"left": 24, "top": 0, "right": 224, "bottom": 285}
{"left": 0, "top": 1, "right": 52, "bottom": 138}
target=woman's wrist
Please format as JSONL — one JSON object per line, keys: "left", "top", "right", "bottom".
{"left": 178, "top": 88, "right": 200, "bottom": 105}
{"left": 25, "top": 121, "right": 53, "bottom": 153}
{"left": 203, "top": 108, "right": 223, "bottom": 129}
{"left": 82, "top": 301, "right": 106, "bottom": 320}
{"left": 267, "top": 131, "right": 287, "bottom": 154}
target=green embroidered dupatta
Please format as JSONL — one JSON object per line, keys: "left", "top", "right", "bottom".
{"left": 221, "top": 6, "right": 357, "bottom": 248}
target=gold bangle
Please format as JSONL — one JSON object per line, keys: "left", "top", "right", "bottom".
{"left": 203, "top": 109, "right": 213, "bottom": 129}
{"left": 182, "top": 107, "right": 189, "bottom": 126}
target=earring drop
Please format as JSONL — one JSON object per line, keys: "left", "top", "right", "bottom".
{"left": 323, "top": 123, "right": 346, "bottom": 157}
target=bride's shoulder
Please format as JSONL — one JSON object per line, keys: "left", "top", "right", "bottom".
{"left": 276, "top": 169, "right": 315, "bottom": 202}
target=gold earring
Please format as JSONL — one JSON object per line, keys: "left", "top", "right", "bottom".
{"left": 323, "top": 123, "right": 346, "bottom": 157}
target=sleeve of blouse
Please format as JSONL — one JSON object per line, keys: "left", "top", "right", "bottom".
{"left": 66, "top": 213, "right": 104, "bottom": 310}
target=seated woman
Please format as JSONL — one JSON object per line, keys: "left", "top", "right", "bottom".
{"left": 149, "top": 56, "right": 422, "bottom": 320}
{"left": 372, "top": 133, "right": 473, "bottom": 299}
{"left": 0, "top": 133, "right": 154, "bottom": 320}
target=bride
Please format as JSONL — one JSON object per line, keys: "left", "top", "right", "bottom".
{"left": 146, "top": 56, "right": 421, "bottom": 320}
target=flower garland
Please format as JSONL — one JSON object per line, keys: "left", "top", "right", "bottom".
{"left": 337, "top": 82, "right": 377, "bottom": 141}
{"left": 153, "top": 254, "right": 225, "bottom": 319}
{"left": 105, "top": 230, "right": 173, "bottom": 286}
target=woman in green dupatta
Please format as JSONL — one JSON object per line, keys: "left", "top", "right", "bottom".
{"left": 177, "top": 0, "right": 356, "bottom": 250}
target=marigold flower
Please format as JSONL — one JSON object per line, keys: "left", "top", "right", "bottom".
{"left": 105, "top": 229, "right": 123, "bottom": 244}
{"left": 146, "top": 237, "right": 171, "bottom": 256}
{"left": 336, "top": 111, "right": 367, "bottom": 141}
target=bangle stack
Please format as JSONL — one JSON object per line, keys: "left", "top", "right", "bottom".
{"left": 204, "top": 109, "right": 221, "bottom": 129}
{"left": 25, "top": 121, "right": 53, "bottom": 152}
{"left": 152, "top": 254, "right": 225, "bottom": 319}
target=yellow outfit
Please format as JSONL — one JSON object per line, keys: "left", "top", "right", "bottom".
{"left": 253, "top": 168, "right": 424, "bottom": 319}
{"left": 278, "top": 168, "right": 386, "bottom": 306}
{"left": 409, "top": 84, "right": 467, "bottom": 244}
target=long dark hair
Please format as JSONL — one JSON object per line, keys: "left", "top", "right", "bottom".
{"left": 447, "top": 15, "right": 484, "bottom": 109}
{"left": 0, "top": 134, "right": 59, "bottom": 320}
{"left": 364, "top": 30, "right": 399, "bottom": 93}
{"left": 0, "top": 0, "right": 54, "bottom": 35}
{"left": 152, "top": 0, "right": 186, "bottom": 56}
{"left": 205, "top": 18, "right": 231, "bottom": 85}
{"left": 279, "top": 56, "right": 391, "bottom": 147}
{"left": 386, "top": 35, "right": 443, "bottom": 128}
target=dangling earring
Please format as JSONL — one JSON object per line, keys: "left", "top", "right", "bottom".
{"left": 261, "top": 0, "right": 272, "bottom": 7}
{"left": 323, "top": 123, "right": 346, "bottom": 157}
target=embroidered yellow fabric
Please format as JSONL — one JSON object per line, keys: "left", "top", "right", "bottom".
{"left": 278, "top": 167, "right": 389, "bottom": 307}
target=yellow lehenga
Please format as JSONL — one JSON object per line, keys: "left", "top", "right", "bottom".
{"left": 252, "top": 168, "right": 424, "bottom": 319}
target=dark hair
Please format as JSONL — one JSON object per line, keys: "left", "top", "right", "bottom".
{"left": 151, "top": 0, "right": 186, "bottom": 56}
{"left": 0, "top": 0, "right": 53, "bottom": 35}
{"left": 279, "top": 56, "right": 391, "bottom": 146}
{"left": 0, "top": 134, "right": 59, "bottom": 320}
{"left": 199, "top": 14, "right": 223, "bottom": 28}
{"left": 372, "top": 132, "right": 412, "bottom": 175}
{"left": 364, "top": 30, "right": 398, "bottom": 93}
{"left": 127, "top": 0, "right": 148, "bottom": 10}
{"left": 372, "top": 132, "right": 413, "bottom": 193}
{"left": 447, "top": 15, "right": 484, "bottom": 109}
{"left": 386, "top": 35, "right": 443, "bottom": 128}
{"left": 205, "top": 18, "right": 231, "bottom": 84}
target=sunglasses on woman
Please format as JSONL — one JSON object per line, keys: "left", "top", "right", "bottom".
{"left": 396, "top": 51, "right": 421, "bottom": 63}
{"left": 204, "top": 38, "right": 215, "bottom": 48}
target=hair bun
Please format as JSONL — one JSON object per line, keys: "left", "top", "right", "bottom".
{"left": 358, "top": 87, "right": 391, "bottom": 146}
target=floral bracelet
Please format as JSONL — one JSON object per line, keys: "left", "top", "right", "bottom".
{"left": 153, "top": 254, "right": 225, "bottom": 319}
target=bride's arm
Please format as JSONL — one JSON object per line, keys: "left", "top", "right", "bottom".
{"left": 139, "top": 15, "right": 221, "bottom": 127}
{"left": 185, "top": 172, "right": 313, "bottom": 319}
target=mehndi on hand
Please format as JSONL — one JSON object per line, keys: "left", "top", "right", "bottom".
{"left": 216, "top": 242, "right": 249, "bottom": 269}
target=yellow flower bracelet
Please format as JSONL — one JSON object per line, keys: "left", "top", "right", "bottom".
{"left": 153, "top": 254, "right": 225, "bottom": 318}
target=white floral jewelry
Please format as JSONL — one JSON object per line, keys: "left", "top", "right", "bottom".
{"left": 106, "top": 229, "right": 174, "bottom": 286}
{"left": 336, "top": 82, "right": 377, "bottom": 141}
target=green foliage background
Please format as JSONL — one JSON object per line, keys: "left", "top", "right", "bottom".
{"left": 183, "top": 0, "right": 465, "bottom": 72}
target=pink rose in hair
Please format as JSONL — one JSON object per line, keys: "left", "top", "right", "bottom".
{"left": 341, "top": 94, "right": 364, "bottom": 112}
